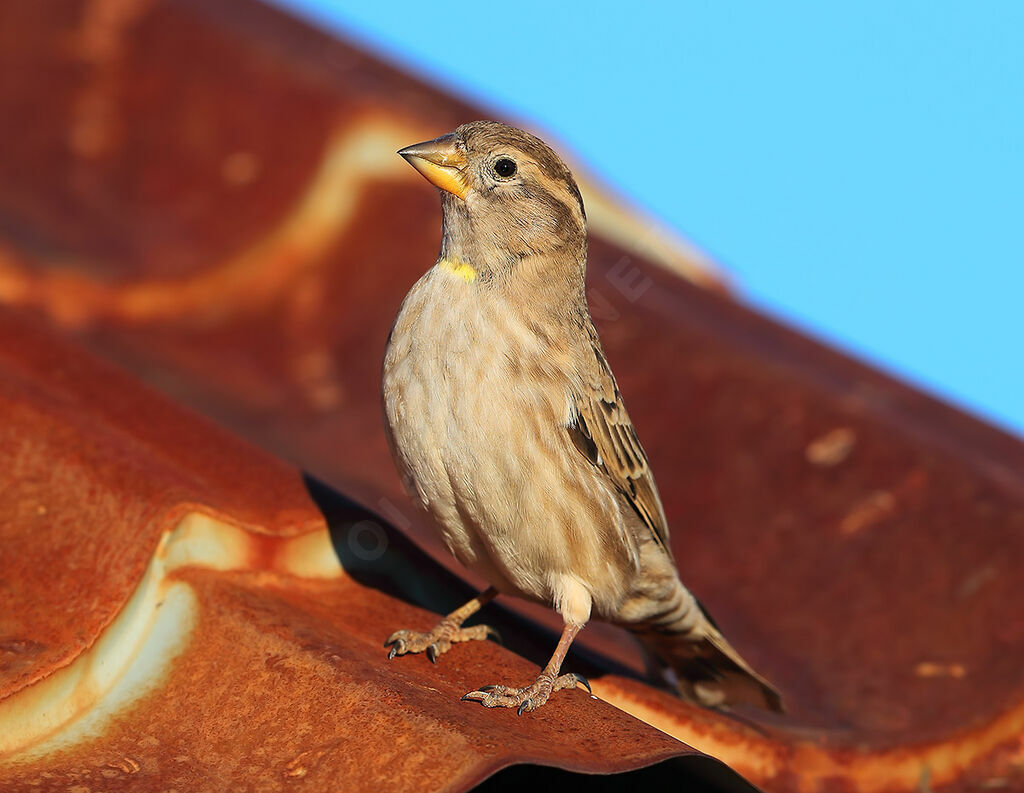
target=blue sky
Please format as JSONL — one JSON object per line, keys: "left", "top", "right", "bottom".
{"left": 276, "top": 1, "right": 1023, "bottom": 436}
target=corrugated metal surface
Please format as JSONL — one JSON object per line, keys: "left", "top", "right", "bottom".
{"left": 1, "top": 0, "right": 1023, "bottom": 790}
{"left": 0, "top": 310, "right": 750, "bottom": 791}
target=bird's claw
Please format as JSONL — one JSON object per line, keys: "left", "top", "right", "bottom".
{"left": 385, "top": 638, "right": 406, "bottom": 660}
{"left": 460, "top": 672, "right": 586, "bottom": 713}
{"left": 382, "top": 621, "right": 498, "bottom": 661}
{"left": 570, "top": 673, "right": 592, "bottom": 693}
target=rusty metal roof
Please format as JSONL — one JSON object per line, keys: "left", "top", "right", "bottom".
{"left": 1, "top": 0, "right": 1024, "bottom": 790}
{"left": 0, "top": 310, "right": 750, "bottom": 790}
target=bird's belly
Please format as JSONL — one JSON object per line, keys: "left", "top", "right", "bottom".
{"left": 382, "top": 278, "right": 629, "bottom": 609}
{"left": 440, "top": 372, "right": 574, "bottom": 597}
{"left": 387, "top": 349, "right": 558, "bottom": 595}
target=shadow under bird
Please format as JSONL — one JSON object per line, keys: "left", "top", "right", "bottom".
{"left": 382, "top": 120, "right": 782, "bottom": 715}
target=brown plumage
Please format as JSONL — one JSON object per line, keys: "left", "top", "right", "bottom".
{"left": 382, "top": 120, "right": 781, "bottom": 714}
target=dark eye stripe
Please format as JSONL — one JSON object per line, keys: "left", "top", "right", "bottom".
{"left": 529, "top": 169, "right": 586, "bottom": 226}
{"left": 523, "top": 183, "right": 584, "bottom": 236}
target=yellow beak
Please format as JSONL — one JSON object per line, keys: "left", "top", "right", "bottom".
{"left": 398, "top": 134, "right": 470, "bottom": 200}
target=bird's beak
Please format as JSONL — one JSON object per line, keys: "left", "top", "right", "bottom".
{"left": 398, "top": 134, "right": 469, "bottom": 200}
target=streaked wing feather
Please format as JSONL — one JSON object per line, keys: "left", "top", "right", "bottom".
{"left": 567, "top": 337, "right": 672, "bottom": 555}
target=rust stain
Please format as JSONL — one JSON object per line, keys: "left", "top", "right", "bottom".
{"left": 805, "top": 427, "right": 857, "bottom": 467}
{"left": 283, "top": 739, "right": 343, "bottom": 779}
{"left": 838, "top": 469, "right": 930, "bottom": 536}
{"left": 105, "top": 756, "right": 140, "bottom": 775}
{"left": 914, "top": 662, "right": 966, "bottom": 679}
{"left": 839, "top": 490, "right": 897, "bottom": 536}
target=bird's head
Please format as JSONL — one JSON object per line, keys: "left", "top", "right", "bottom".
{"left": 399, "top": 121, "right": 587, "bottom": 277}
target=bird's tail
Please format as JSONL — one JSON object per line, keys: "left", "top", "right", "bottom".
{"left": 628, "top": 584, "right": 783, "bottom": 713}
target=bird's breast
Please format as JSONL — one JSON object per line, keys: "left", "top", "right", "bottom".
{"left": 382, "top": 268, "right": 576, "bottom": 553}
{"left": 387, "top": 269, "right": 569, "bottom": 450}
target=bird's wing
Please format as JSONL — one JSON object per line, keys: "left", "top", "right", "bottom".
{"left": 566, "top": 333, "right": 672, "bottom": 556}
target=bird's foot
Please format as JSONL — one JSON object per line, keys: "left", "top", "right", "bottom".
{"left": 384, "top": 620, "right": 500, "bottom": 663}
{"left": 461, "top": 672, "right": 590, "bottom": 714}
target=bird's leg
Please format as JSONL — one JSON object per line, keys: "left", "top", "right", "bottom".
{"left": 461, "top": 622, "right": 590, "bottom": 714}
{"left": 384, "top": 587, "right": 500, "bottom": 663}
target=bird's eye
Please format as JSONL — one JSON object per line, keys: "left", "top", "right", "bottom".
{"left": 493, "top": 158, "right": 517, "bottom": 179}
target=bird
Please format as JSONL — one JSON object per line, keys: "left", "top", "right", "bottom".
{"left": 381, "top": 120, "right": 782, "bottom": 715}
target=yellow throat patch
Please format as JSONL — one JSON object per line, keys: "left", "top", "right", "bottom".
{"left": 438, "top": 258, "right": 477, "bottom": 283}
